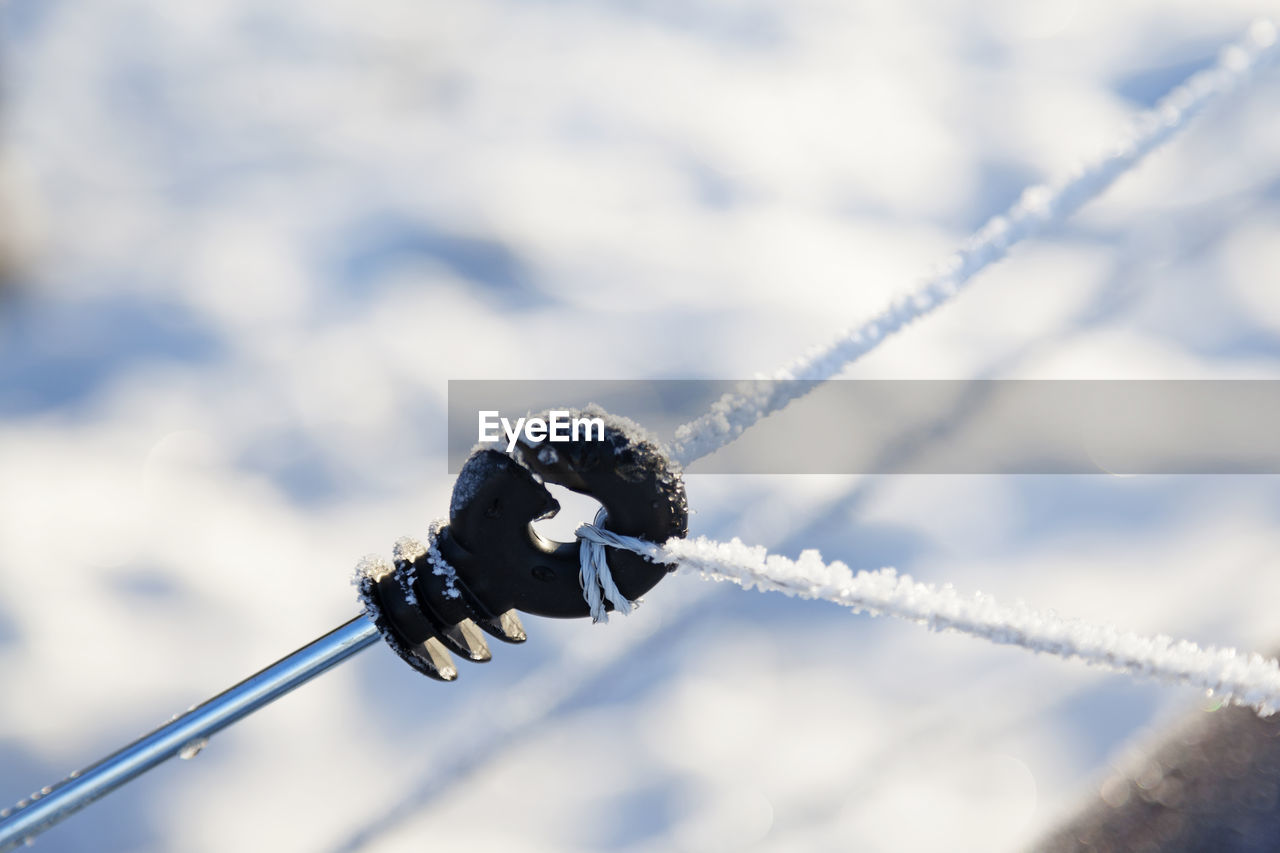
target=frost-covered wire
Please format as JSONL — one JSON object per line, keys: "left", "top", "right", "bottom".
{"left": 669, "top": 19, "right": 1280, "bottom": 467}
{"left": 579, "top": 526, "right": 1280, "bottom": 717}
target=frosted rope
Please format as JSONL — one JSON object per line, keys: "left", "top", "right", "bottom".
{"left": 578, "top": 508, "right": 634, "bottom": 622}
{"left": 669, "top": 19, "right": 1280, "bottom": 467}
{"left": 578, "top": 524, "right": 1280, "bottom": 717}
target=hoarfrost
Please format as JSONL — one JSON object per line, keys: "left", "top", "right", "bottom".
{"left": 392, "top": 537, "right": 426, "bottom": 605}
{"left": 393, "top": 537, "right": 427, "bottom": 564}
{"left": 425, "top": 520, "right": 461, "bottom": 599}
{"left": 668, "top": 20, "right": 1280, "bottom": 467}
{"left": 450, "top": 452, "right": 505, "bottom": 518}
{"left": 579, "top": 526, "right": 1280, "bottom": 718}
{"left": 352, "top": 554, "right": 391, "bottom": 621}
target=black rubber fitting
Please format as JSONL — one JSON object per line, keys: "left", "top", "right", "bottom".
{"left": 362, "top": 407, "right": 688, "bottom": 680}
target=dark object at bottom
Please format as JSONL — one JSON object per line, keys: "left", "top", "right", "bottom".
{"left": 1036, "top": 690, "right": 1280, "bottom": 852}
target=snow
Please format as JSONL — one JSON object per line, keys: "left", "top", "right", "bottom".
{"left": 391, "top": 537, "right": 426, "bottom": 566}
{"left": 352, "top": 554, "right": 392, "bottom": 621}
{"left": 390, "top": 537, "right": 424, "bottom": 605}
{"left": 423, "top": 520, "right": 462, "bottom": 600}
{"left": 5, "top": 3, "right": 1280, "bottom": 853}
{"left": 448, "top": 450, "right": 505, "bottom": 519}
{"left": 669, "top": 19, "right": 1280, "bottom": 467}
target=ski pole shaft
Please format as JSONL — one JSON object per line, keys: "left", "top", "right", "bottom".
{"left": 0, "top": 616, "right": 379, "bottom": 852}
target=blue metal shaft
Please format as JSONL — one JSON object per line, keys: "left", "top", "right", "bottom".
{"left": 0, "top": 616, "right": 380, "bottom": 852}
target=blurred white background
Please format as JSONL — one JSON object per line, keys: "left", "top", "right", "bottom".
{"left": 3, "top": 1, "right": 1280, "bottom": 851}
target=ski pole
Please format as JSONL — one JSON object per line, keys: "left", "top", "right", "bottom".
{"left": 0, "top": 619, "right": 379, "bottom": 852}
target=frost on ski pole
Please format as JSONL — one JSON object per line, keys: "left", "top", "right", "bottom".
{"left": 356, "top": 526, "right": 461, "bottom": 613}
{"left": 352, "top": 554, "right": 392, "bottom": 620}
{"left": 392, "top": 537, "right": 427, "bottom": 565}
{"left": 450, "top": 450, "right": 509, "bottom": 518}
{"left": 424, "top": 520, "right": 462, "bottom": 600}
{"left": 669, "top": 19, "right": 1280, "bottom": 467}
{"left": 392, "top": 536, "right": 428, "bottom": 606}
{"left": 578, "top": 524, "right": 1280, "bottom": 717}
{"left": 353, "top": 539, "right": 461, "bottom": 680}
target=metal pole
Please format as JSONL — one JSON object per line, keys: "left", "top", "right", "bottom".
{"left": 0, "top": 616, "right": 380, "bottom": 852}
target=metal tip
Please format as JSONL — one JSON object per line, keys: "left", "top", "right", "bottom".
{"left": 496, "top": 610, "right": 527, "bottom": 643}
{"left": 422, "top": 638, "right": 458, "bottom": 681}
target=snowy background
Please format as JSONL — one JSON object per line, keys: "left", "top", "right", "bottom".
{"left": 4, "top": 1, "right": 1280, "bottom": 851}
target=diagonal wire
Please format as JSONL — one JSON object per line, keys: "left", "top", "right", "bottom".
{"left": 669, "top": 19, "right": 1279, "bottom": 467}
{"left": 578, "top": 530, "right": 1280, "bottom": 718}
